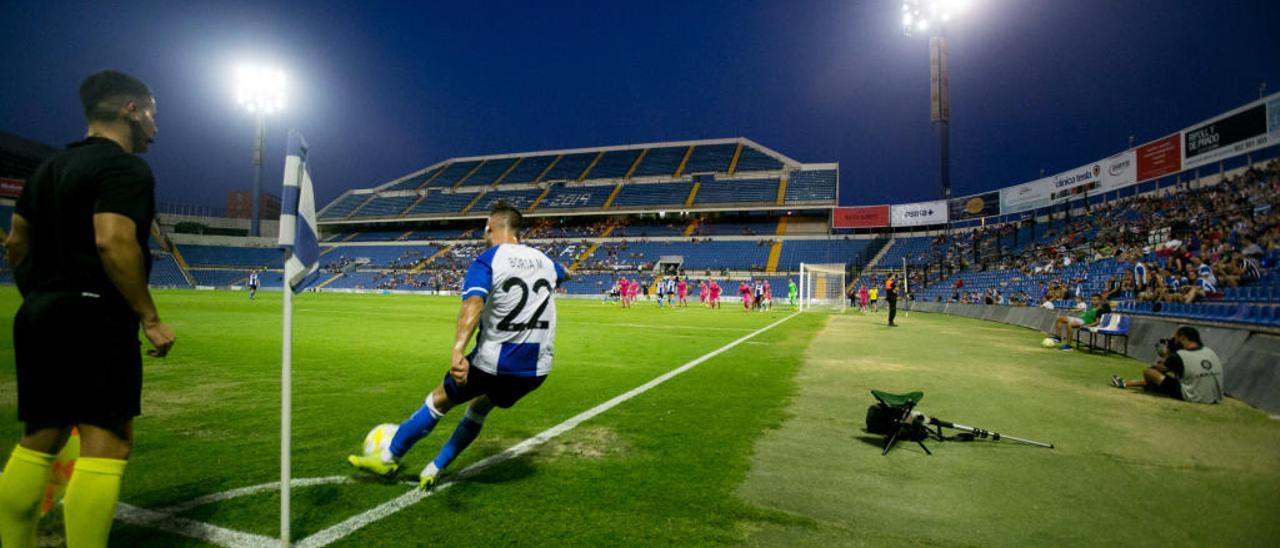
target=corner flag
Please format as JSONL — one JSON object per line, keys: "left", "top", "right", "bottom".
{"left": 278, "top": 129, "right": 319, "bottom": 292}
{"left": 277, "top": 129, "right": 318, "bottom": 546}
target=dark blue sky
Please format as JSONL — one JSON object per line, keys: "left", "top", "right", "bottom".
{"left": 2, "top": 1, "right": 1277, "bottom": 209}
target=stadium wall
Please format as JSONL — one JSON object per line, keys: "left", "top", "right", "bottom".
{"left": 905, "top": 302, "right": 1280, "bottom": 415}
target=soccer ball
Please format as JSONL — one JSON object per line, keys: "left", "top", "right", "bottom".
{"left": 363, "top": 423, "right": 399, "bottom": 457}
{"left": 1041, "top": 337, "right": 1058, "bottom": 348}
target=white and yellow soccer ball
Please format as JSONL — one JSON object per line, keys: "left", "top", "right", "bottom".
{"left": 1041, "top": 337, "right": 1059, "bottom": 348}
{"left": 363, "top": 423, "right": 399, "bottom": 457}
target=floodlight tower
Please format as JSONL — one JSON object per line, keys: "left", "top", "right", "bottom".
{"left": 236, "top": 67, "right": 286, "bottom": 237}
{"left": 902, "top": 0, "right": 969, "bottom": 202}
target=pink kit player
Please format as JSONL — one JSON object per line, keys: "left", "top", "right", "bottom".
{"left": 677, "top": 278, "right": 688, "bottom": 307}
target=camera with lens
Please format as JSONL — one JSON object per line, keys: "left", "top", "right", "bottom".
{"left": 1156, "top": 338, "right": 1179, "bottom": 358}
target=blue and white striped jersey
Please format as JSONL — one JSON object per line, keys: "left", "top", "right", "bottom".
{"left": 248, "top": 272, "right": 259, "bottom": 286}
{"left": 461, "top": 243, "right": 567, "bottom": 377}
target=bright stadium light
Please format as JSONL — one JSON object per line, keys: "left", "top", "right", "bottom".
{"left": 901, "top": 0, "right": 975, "bottom": 207}
{"left": 235, "top": 64, "right": 287, "bottom": 237}
{"left": 236, "top": 66, "right": 286, "bottom": 113}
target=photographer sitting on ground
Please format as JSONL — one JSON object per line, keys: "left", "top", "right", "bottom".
{"left": 1110, "top": 326, "right": 1224, "bottom": 403}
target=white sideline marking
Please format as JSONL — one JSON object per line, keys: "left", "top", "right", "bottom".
{"left": 296, "top": 311, "right": 801, "bottom": 547}
{"left": 114, "top": 502, "right": 277, "bottom": 547}
{"left": 158, "top": 475, "right": 352, "bottom": 514}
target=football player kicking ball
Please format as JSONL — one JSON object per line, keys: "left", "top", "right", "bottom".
{"left": 348, "top": 203, "right": 567, "bottom": 489}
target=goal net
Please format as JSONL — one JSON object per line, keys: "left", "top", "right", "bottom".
{"left": 798, "top": 263, "right": 847, "bottom": 312}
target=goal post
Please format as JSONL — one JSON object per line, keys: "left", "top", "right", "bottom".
{"left": 798, "top": 262, "right": 847, "bottom": 312}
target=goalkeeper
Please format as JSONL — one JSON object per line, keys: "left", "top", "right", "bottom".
{"left": 787, "top": 278, "right": 798, "bottom": 307}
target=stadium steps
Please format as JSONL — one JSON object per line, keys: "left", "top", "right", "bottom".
{"left": 727, "top": 143, "right": 744, "bottom": 175}
{"left": 624, "top": 149, "right": 648, "bottom": 179}
{"left": 776, "top": 216, "right": 789, "bottom": 236}
{"left": 682, "top": 218, "right": 701, "bottom": 237}
{"left": 766, "top": 241, "right": 784, "bottom": 272}
{"left": 343, "top": 195, "right": 377, "bottom": 219}
{"left": 315, "top": 272, "right": 345, "bottom": 289}
{"left": 684, "top": 181, "right": 701, "bottom": 208}
{"left": 858, "top": 237, "right": 896, "bottom": 281}
{"left": 535, "top": 155, "right": 562, "bottom": 183}
{"left": 578, "top": 151, "right": 604, "bottom": 181}
{"left": 396, "top": 231, "right": 414, "bottom": 241}
{"left": 402, "top": 192, "right": 430, "bottom": 215}
{"left": 410, "top": 246, "right": 456, "bottom": 273}
{"left": 453, "top": 160, "right": 487, "bottom": 189}
{"left": 151, "top": 223, "right": 195, "bottom": 287}
{"left": 458, "top": 191, "right": 488, "bottom": 215}
{"left": 416, "top": 163, "right": 450, "bottom": 190}
{"left": 568, "top": 221, "right": 620, "bottom": 272}
{"left": 602, "top": 182, "right": 624, "bottom": 209}
{"left": 673, "top": 145, "right": 695, "bottom": 177}
{"left": 775, "top": 172, "right": 788, "bottom": 205}
{"left": 318, "top": 233, "right": 359, "bottom": 257}
{"left": 528, "top": 185, "right": 553, "bottom": 212}
{"left": 493, "top": 157, "right": 523, "bottom": 185}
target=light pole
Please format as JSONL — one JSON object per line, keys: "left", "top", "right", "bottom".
{"left": 236, "top": 66, "right": 286, "bottom": 237}
{"left": 903, "top": 0, "right": 970, "bottom": 203}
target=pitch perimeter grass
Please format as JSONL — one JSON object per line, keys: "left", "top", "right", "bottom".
{"left": 740, "top": 310, "right": 1280, "bottom": 547}
{"left": 0, "top": 289, "right": 821, "bottom": 546}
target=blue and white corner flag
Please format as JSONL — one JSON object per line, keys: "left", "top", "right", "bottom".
{"left": 278, "top": 130, "right": 320, "bottom": 293}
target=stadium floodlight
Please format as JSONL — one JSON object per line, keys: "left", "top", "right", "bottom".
{"left": 235, "top": 65, "right": 286, "bottom": 237}
{"left": 902, "top": 1, "right": 973, "bottom": 206}
{"left": 236, "top": 66, "right": 286, "bottom": 113}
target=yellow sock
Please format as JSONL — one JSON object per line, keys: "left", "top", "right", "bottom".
{"left": 0, "top": 444, "right": 56, "bottom": 548}
{"left": 62, "top": 456, "right": 126, "bottom": 548}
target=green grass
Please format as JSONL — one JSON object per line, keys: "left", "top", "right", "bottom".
{"left": 2, "top": 290, "right": 1278, "bottom": 546}
{"left": 0, "top": 288, "right": 821, "bottom": 546}
{"left": 738, "top": 310, "right": 1280, "bottom": 547}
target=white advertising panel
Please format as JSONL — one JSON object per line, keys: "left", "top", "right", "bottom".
{"left": 890, "top": 200, "right": 948, "bottom": 227}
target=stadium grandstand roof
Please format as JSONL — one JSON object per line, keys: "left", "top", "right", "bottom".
{"left": 317, "top": 137, "right": 838, "bottom": 225}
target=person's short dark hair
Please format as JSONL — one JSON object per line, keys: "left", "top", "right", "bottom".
{"left": 80, "top": 70, "right": 152, "bottom": 122}
{"left": 1175, "top": 326, "right": 1202, "bottom": 346}
{"left": 490, "top": 201, "right": 522, "bottom": 232}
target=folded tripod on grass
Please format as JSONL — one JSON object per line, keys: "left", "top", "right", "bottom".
{"left": 865, "top": 390, "right": 1054, "bottom": 455}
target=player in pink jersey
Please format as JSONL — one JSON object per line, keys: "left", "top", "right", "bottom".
{"left": 763, "top": 281, "right": 773, "bottom": 311}
{"left": 858, "top": 285, "right": 869, "bottom": 312}
{"left": 677, "top": 277, "right": 688, "bottom": 307}
{"left": 709, "top": 280, "right": 722, "bottom": 308}
{"left": 698, "top": 280, "right": 708, "bottom": 306}
{"left": 739, "top": 281, "right": 753, "bottom": 312}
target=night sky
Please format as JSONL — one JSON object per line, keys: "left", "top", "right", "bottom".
{"left": 2, "top": 0, "right": 1277, "bottom": 209}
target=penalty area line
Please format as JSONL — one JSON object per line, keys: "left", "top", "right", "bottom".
{"left": 296, "top": 311, "right": 801, "bottom": 548}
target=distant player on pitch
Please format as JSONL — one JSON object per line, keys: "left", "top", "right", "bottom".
{"left": 348, "top": 203, "right": 567, "bottom": 489}
{"left": 247, "top": 269, "right": 260, "bottom": 300}
{"left": 788, "top": 278, "right": 798, "bottom": 307}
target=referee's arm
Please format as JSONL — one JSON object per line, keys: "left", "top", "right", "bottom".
{"left": 4, "top": 214, "right": 30, "bottom": 270}
{"left": 95, "top": 212, "right": 176, "bottom": 357}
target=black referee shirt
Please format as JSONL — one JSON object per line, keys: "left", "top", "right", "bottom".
{"left": 14, "top": 137, "right": 154, "bottom": 305}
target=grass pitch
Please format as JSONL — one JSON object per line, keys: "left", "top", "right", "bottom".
{"left": 1, "top": 289, "right": 1277, "bottom": 546}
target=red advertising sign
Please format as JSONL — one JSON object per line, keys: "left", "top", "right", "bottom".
{"left": 832, "top": 205, "right": 890, "bottom": 228}
{"left": 0, "top": 177, "right": 24, "bottom": 199}
{"left": 1135, "top": 133, "right": 1182, "bottom": 182}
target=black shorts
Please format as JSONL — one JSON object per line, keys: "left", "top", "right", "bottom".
{"left": 442, "top": 367, "right": 546, "bottom": 409}
{"left": 1145, "top": 374, "right": 1184, "bottom": 400}
{"left": 13, "top": 291, "right": 142, "bottom": 428}
{"left": 248, "top": 284, "right": 259, "bottom": 290}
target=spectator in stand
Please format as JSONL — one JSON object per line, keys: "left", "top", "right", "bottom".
{"left": 1049, "top": 293, "right": 1111, "bottom": 350}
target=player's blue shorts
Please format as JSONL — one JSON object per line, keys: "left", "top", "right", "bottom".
{"left": 443, "top": 367, "right": 546, "bottom": 409}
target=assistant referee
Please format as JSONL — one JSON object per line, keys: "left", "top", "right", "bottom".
{"left": 886, "top": 273, "right": 899, "bottom": 327}
{"left": 0, "top": 70, "right": 175, "bottom": 548}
